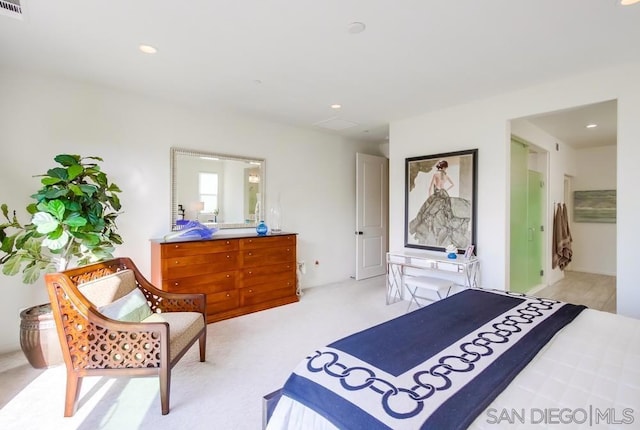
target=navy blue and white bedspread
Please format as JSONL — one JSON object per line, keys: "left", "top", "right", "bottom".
{"left": 281, "top": 289, "right": 586, "bottom": 430}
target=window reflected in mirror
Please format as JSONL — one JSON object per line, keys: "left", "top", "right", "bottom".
{"left": 171, "top": 148, "right": 265, "bottom": 229}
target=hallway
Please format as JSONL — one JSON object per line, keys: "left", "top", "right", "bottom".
{"left": 536, "top": 270, "right": 616, "bottom": 313}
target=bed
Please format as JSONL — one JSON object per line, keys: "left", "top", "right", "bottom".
{"left": 265, "top": 288, "right": 640, "bottom": 429}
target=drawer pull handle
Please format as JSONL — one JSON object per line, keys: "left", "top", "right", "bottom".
{"left": 226, "top": 274, "right": 230, "bottom": 278}
{"left": 249, "top": 289, "right": 253, "bottom": 293}
{"left": 226, "top": 254, "right": 230, "bottom": 258}
{"left": 174, "top": 282, "right": 179, "bottom": 286}
{"left": 174, "top": 245, "right": 180, "bottom": 248}
{"left": 248, "top": 271, "right": 252, "bottom": 275}
{"left": 226, "top": 241, "right": 230, "bottom": 244}
{"left": 248, "top": 252, "right": 252, "bottom": 256}
{"left": 175, "top": 261, "right": 179, "bottom": 264}
{"left": 226, "top": 293, "right": 230, "bottom": 297}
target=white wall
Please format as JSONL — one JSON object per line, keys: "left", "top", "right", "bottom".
{"left": 389, "top": 63, "right": 640, "bottom": 319}
{"left": 0, "top": 68, "right": 382, "bottom": 353}
{"left": 569, "top": 146, "right": 617, "bottom": 275}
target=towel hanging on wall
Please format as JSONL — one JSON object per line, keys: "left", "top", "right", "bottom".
{"left": 552, "top": 203, "right": 572, "bottom": 270}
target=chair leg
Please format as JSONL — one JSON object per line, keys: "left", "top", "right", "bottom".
{"left": 199, "top": 331, "right": 206, "bottom": 362}
{"left": 160, "top": 366, "right": 171, "bottom": 415}
{"left": 64, "top": 373, "right": 83, "bottom": 417}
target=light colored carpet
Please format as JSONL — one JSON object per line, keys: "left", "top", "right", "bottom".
{"left": 0, "top": 275, "right": 407, "bottom": 430}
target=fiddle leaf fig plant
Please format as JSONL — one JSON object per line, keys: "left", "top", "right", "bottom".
{"left": 0, "top": 154, "right": 123, "bottom": 284}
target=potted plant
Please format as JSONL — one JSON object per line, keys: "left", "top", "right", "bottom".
{"left": 0, "top": 154, "right": 122, "bottom": 368}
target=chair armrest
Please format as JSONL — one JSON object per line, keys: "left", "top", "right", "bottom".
{"left": 136, "top": 279, "right": 206, "bottom": 315}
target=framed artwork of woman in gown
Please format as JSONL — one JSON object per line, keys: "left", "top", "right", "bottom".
{"left": 405, "top": 149, "right": 478, "bottom": 253}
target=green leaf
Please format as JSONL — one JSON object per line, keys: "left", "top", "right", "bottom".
{"left": 65, "top": 201, "right": 81, "bottom": 212}
{"left": 46, "top": 200, "right": 66, "bottom": 220}
{"left": 1, "top": 234, "right": 16, "bottom": 253}
{"left": 107, "top": 183, "right": 122, "bottom": 193}
{"left": 109, "top": 194, "right": 122, "bottom": 211}
{"left": 32, "top": 212, "right": 59, "bottom": 234}
{"left": 63, "top": 213, "right": 87, "bottom": 228}
{"left": 67, "top": 164, "right": 83, "bottom": 180}
{"left": 84, "top": 156, "right": 104, "bottom": 162}
{"left": 41, "top": 177, "right": 63, "bottom": 186}
{"left": 26, "top": 203, "right": 38, "bottom": 214}
{"left": 44, "top": 188, "right": 67, "bottom": 199}
{"left": 95, "top": 172, "right": 108, "bottom": 187}
{"left": 67, "top": 184, "right": 82, "bottom": 196}
{"left": 80, "top": 232, "right": 101, "bottom": 246}
{"left": 54, "top": 154, "right": 81, "bottom": 166}
{"left": 43, "top": 230, "right": 69, "bottom": 250}
{"left": 46, "top": 225, "right": 64, "bottom": 239}
{"left": 2, "top": 252, "right": 27, "bottom": 277}
{"left": 79, "top": 184, "right": 97, "bottom": 197}
{"left": 46, "top": 167, "right": 68, "bottom": 180}
{"left": 109, "top": 232, "right": 123, "bottom": 245}
{"left": 22, "top": 261, "right": 46, "bottom": 284}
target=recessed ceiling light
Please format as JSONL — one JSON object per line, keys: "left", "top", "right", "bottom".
{"left": 347, "top": 22, "right": 366, "bottom": 34}
{"left": 586, "top": 123, "right": 598, "bottom": 129}
{"left": 139, "top": 44, "right": 157, "bottom": 54}
{"left": 620, "top": 0, "right": 640, "bottom": 5}
{"left": 331, "top": 104, "right": 342, "bottom": 109}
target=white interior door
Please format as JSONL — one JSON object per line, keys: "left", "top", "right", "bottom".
{"left": 355, "top": 153, "right": 388, "bottom": 280}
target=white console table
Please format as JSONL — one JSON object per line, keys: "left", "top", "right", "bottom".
{"left": 386, "top": 251, "right": 480, "bottom": 305}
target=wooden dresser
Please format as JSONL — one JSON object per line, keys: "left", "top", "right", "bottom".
{"left": 150, "top": 233, "right": 298, "bottom": 323}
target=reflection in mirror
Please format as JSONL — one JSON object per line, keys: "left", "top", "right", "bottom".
{"left": 171, "top": 148, "right": 265, "bottom": 230}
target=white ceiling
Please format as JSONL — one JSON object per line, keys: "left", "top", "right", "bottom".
{"left": 1, "top": 0, "right": 637, "bottom": 144}
{"left": 524, "top": 100, "right": 617, "bottom": 149}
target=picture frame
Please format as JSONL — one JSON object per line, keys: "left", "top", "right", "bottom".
{"left": 464, "top": 244, "right": 475, "bottom": 259}
{"left": 404, "top": 149, "right": 478, "bottom": 253}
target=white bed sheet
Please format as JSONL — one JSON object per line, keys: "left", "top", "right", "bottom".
{"left": 267, "top": 309, "right": 640, "bottom": 429}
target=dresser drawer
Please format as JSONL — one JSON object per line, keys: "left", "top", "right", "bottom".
{"left": 243, "top": 263, "right": 295, "bottom": 287}
{"left": 240, "top": 283, "right": 296, "bottom": 307}
{"left": 161, "top": 239, "right": 239, "bottom": 258}
{"left": 162, "top": 270, "right": 236, "bottom": 294}
{"left": 240, "top": 235, "right": 296, "bottom": 250}
{"left": 207, "top": 290, "right": 239, "bottom": 314}
{"left": 163, "top": 252, "right": 240, "bottom": 279}
{"left": 242, "top": 246, "right": 295, "bottom": 267}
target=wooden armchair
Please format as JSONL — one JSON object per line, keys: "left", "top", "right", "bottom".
{"left": 44, "top": 257, "right": 207, "bottom": 417}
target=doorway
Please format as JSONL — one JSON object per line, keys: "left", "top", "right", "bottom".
{"left": 510, "top": 136, "right": 547, "bottom": 293}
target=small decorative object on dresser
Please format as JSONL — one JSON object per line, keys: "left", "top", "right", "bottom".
{"left": 150, "top": 232, "right": 298, "bottom": 323}
{"left": 256, "top": 220, "right": 268, "bottom": 236}
{"left": 270, "top": 193, "right": 283, "bottom": 233}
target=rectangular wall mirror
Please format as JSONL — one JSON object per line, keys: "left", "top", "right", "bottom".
{"left": 171, "top": 147, "right": 265, "bottom": 230}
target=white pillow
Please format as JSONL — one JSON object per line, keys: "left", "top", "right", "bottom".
{"left": 99, "top": 288, "right": 153, "bottom": 322}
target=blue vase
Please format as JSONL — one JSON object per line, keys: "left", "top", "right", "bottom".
{"left": 447, "top": 252, "right": 457, "bottom": 259}
{"left": 256, "top": 220, "right": 268, "bottom": 236}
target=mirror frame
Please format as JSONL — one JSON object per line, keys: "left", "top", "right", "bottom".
{"left": 170, "top": 147, "right": 266, "bottom": 230}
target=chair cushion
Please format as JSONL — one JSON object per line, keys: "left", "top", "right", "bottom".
{"left": 143, "top": 312, "right": 205, "bottom": 361}
{"left": 78, "top": 269, "right": 138, "bottom": 307}
{"left": 98, "top": 288, "right": 154, "bottom": 322}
